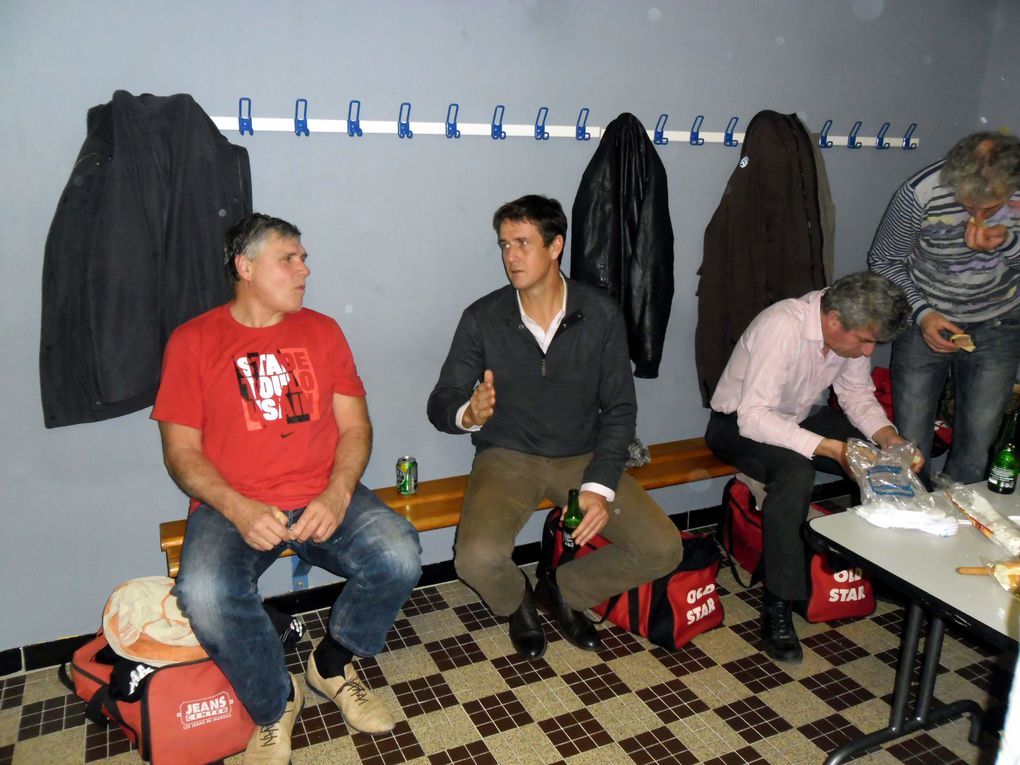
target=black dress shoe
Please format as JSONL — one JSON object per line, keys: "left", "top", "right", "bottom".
{"left": 535, "top": 575, "right": 603, "bottom": 651}
{"left": 760, "top": 592, "right": 803, "bottom": 663}
{"left": 508, "top": 579, "right": 547, "bottom": 660}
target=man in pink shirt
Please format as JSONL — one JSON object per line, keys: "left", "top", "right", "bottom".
{"left": 705, "top": 272, "right": 922, "bottom": 662}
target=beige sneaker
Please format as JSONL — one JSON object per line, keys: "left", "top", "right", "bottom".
{"left": 243, "top": 674, "right": 304, "bottom": 764}
{"left": 306, "top": 652, "right": 395, "bottom": 734}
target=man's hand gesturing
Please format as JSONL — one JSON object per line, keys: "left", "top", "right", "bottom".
{"left": 463, "top": 369, "right": 496, "bottom": 428}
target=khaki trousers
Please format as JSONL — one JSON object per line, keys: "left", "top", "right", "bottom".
{"left": 454, "top": 447, "right": 684, "bottom": 616}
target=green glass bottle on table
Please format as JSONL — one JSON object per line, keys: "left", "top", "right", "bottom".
{"left": 988, "top": 409, "right": 1019, "bottom": 495}
{"left": 562, "top": 488, "right": 584, "bottom": 551}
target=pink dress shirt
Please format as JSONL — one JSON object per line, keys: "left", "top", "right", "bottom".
{"left": 709, "top": 290, "right": 892, "bottom": 460}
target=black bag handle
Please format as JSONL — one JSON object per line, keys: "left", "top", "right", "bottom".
{"left": 716, "top": 478, "right": 762, "bottom": 590}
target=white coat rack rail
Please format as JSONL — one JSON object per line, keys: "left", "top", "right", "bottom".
{"left": 211, "top": 99, "right": 920, "bottom": 150}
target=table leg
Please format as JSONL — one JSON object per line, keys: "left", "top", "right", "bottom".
{"left": 823, "top": 603, "right": 983, "bottom": 764}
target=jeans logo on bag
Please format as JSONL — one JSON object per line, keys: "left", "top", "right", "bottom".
{"left": 686, "top": 584, "right": 717, "bottom": 625}
{"left": 828, "top": 568, "right": 866, "bottom": 602}
{"left": 178, "top": 691, "right": 235, "bottom": 729}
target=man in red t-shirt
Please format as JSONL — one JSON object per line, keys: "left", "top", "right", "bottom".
{"left": 152, "top": 213, "right": 421, "bottom": 764}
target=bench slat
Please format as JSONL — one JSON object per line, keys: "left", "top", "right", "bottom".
{"left": 159, "top": 438, "right": 735, "bottom": 578}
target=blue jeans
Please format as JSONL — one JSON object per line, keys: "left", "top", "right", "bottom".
{"left": 891, "top": 304, "right": 1020, "bottom": 485}
{"left": 173, "top": 483, "right": 421, "bottom": 725}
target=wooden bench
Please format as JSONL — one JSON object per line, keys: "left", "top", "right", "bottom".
{"left": 159, "top": 437, "right": 737, "bottom": 578}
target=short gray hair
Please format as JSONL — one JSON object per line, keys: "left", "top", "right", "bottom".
{"left": 224, "top": 213, "right": 302, "bottom": 284}
{"left": 939, "top": 132, "right": 1020, "bottom": 204}
{"left": 821, "top": 272, "right": 909, "bottom": 342}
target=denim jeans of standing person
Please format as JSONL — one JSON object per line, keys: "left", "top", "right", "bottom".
{"left": 891, "top": 303, "right": 1020, "bottom": 486}
{"left": 705, "top": 408, "right": 861, "bottom": 601}
{"left": 173, "top": 482, "right": 422, "bottom": 725}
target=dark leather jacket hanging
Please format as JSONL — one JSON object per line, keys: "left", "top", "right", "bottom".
{"left": 40, "top": 91, "right": 252, "bottom": 427}
{"left": 571, "top": 112, "right": 674, "bottom": 378}
{"left": 695, "top": 110, "right": 828, "bottom": 407}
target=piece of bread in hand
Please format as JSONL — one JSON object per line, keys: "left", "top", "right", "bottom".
{"left": 950, "top": 333, "right": 976, "bottom": 352}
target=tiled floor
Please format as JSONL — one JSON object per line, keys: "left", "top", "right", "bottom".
{"left": 1, "top": 564, "right": 1013, "bottom": 765}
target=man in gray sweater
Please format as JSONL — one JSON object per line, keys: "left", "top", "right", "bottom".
{"left": 427, "top": 195, "right": 682, "bottom": 660}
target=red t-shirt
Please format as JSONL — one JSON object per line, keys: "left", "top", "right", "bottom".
{"left": 152, "top": 304, "right": 366, "bottom": 511}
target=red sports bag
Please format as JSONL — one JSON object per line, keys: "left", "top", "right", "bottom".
{"left": 61, "top": 632, "right": 255, "bottom": 764}
{"left": 538, "top": 508, "right": 724, "bottom": 650}
{"left": 718, "top": 477, "right": 875, "bottom": 623}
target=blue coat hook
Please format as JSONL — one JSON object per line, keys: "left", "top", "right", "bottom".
{"left": 689, "top": 115, "right": 705, "bottom": 146}
{"left": 902, "top": 122, "right": 918, "bottom": 150}
{"left": 819, "top": 119, "right": 834, "bottom": 148}
{"left": 491, "top": 105, "right": 506, "bottom": 140}
{"left": 848, "top": 121, "right": 863, "bottom": 149}
{"left": 724, "top": 116, "right": 740, "bottom": 147}
{"left": 653, "top": 114, "right": 669, "bottom": 145}
{"left": 294, "top": 98, "right": 309, "bottom": 137}
{"left": 876, "top": 122, "right": 891, "bottom": 150}
{"left": 535, "top": 107, "right": 550, "bottom": 140}
{"left": 398, "top": 102, "right": 413, "bottom": 139}
{"left": 238, "top": 97, "right": 254, "bottom": 136}
{"left": 576, "top": 108, "right": 591, "bottom": 141}
{"left": 346, "top": 100, "right": 362, "bottom": 137}
{"left": 445, "top": 103, "right": 461, "bottom": 139}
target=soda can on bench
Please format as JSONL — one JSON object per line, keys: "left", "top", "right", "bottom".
{"left": 396, "top": 456, "right": 418, "bottom": 496}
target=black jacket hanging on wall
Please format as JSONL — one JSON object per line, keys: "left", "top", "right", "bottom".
{"left": 694, "top": 110, "right": 827, "bottom": 407}
{"left": 571, "top": 113, "right": 674, "bottom": 379}
{"left": 40, "top": 91, "right": 252, "bottom": 427}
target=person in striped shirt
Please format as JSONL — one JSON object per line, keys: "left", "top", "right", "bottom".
{"left": 869, "top": 132, "right": 1020, "bottom": 486}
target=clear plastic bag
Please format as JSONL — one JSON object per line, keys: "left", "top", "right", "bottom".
{"left": 845, "top": 438, "right": 957, "bottom": 536}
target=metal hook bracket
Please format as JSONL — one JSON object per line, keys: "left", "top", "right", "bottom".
{"left": 689, "top": 115, "right": 705, "bottom": 146}
{"left": 346, "top": 100, "right": 362, "bottom": 137}
{"left": 902, "top": 122, "right": 918, "bottom": 150}
{"left": 535, "top": 107, "right": 550, "bottom": 140}
{"left": 576, "top": 108, "right": 591, "bottom": 141}
{"left": 819, "top": 119, "right": 834, "bottom": 148}
{"left": 445, "top": 103, "right": 461, "bottom": 139}
{"left": 723, "top": 116, "right": 739, "bottom": 147}
{"left": 294, "top": 98, "right": 309, "bottom": 137}
{"left": 398, "top": 102, "right": 413, "bottom": 139}
{"left": 238, "top": 97, "right": 254, "bottom": 136}
{"left": 876, "top": 122, "right": 891, "bottom": 150}
{"left": 491, "top": 105, "right": 506, "bottom": 140}
{"left": 848, "top": 120, "right": 863, "bottom": 149}
{"left": 653, "top": 114, "right": 669, "bottom": 145}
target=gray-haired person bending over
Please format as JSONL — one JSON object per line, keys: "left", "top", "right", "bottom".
{"left": 705, "top": 272, "right": 923, "bottom": 663}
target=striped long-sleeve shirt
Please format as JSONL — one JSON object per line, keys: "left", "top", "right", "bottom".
{"left": 868, "top": 159, "right": 1020, "bottom": 324}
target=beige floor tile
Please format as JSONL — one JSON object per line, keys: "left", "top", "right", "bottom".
{"left": 483, "top": 723, "right": 561, "bottom": 764}
{"left": 20, "top": 668, "right": 68, "bottom": 706}
{"left": 406, "top": 607, "right": 469, "bottom": 643}
{"left": 0, "top": 707, "right": 19, "bottom": 747}
{"left": 606, "top": 650, "right": 678, "bottom": 691}
{"left": 407, "top": 704, "right": 480, "bottom": 754}
{"left": 12, "top": 727, "right": 83, "bottom": 765}
{"left": 439, "top": 660, "right": 510, "bottom": 702}
{"left": 759, "top": 682, "right": 831, "bottom": 727}
{"left": 586, "top": 693, "right": 663, "bottom": 740}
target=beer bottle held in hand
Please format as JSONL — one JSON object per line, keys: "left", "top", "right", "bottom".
{"left": 562, "top": 489, "right": 584, "bottom": 551}
{"left": 988, "top": 409, "right": 1019, "bottom": 495}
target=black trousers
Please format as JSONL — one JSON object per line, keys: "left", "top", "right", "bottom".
{"left": 705, "top": 408, "right": 862, "bottom": 601}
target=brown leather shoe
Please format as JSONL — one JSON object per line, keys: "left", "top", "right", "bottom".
{"left": 306, "top": 653, "right": 395, "bottom": 734}
{"left": 508, "top": 579, "right": 547, "bottom": 659}
{"left": 535, "top": 575, "right": 603, "bottom": 651}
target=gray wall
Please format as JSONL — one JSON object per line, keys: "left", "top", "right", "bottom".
{"left": 1, "top": 0, "right": 1016, "bottom": 652}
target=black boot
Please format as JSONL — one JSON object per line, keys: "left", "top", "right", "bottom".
{"left": 760, "top": 589, "right": 803, "bottom": 663}
{"left": 508, "top": 579, "right": 547, "bottom": 660}
{"left": 535, "top": 574, "right": 603, "bottom": 651}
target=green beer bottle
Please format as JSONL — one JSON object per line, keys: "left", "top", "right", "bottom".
{"left": 988, "top": 409, "right": 1019, "bottom": 495}
{"left": 562, "top": 489, "right": 584, "bottom": 550}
